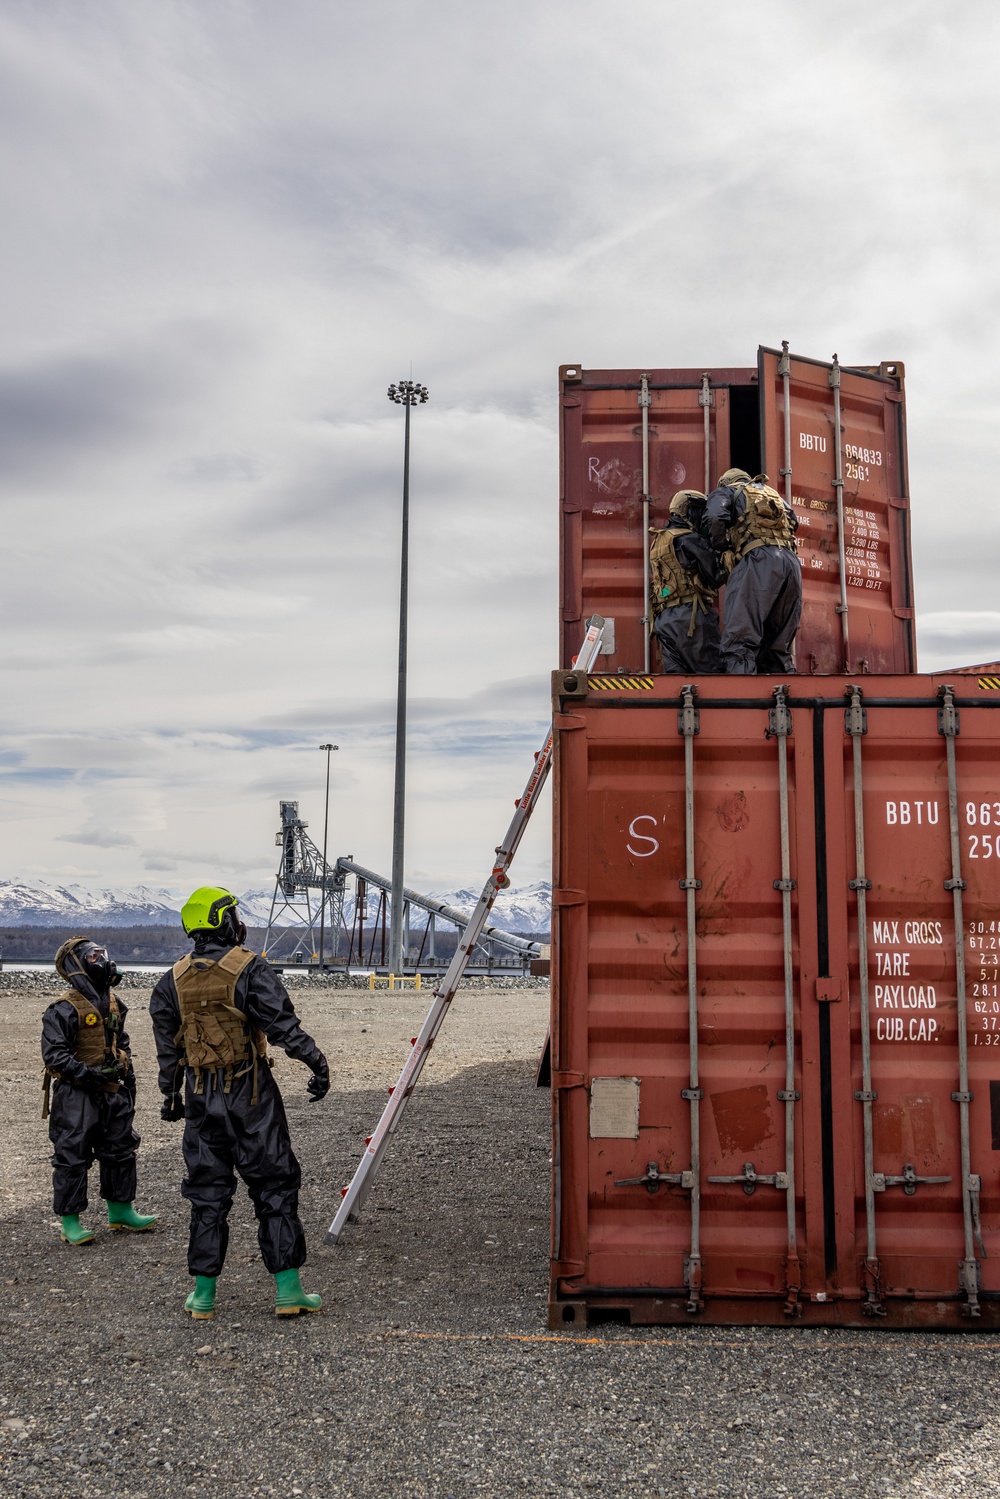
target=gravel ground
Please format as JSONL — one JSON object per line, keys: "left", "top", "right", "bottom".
{"left": 2, "top": 971, "right": 1000, "bottom": 1498}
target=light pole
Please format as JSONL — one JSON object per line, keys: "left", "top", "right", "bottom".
{"left": 317, "top": 742, "right": 338, "bottom": 969}
{"left": 387, "top": 377, "right": 429, "bottom": 974}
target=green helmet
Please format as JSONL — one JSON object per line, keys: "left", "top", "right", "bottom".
{"left": 181, "top": 886, "right": 240, "bottom": 936}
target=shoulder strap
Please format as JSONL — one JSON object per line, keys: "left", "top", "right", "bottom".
{"left": 61, "top": 989, "right": 97, "bottom": 1018}
{"left": 172, "top": 954, "right": 194, "bottom": 983}
{"left": 218, "top": 947, "right": 256, "bottom": 979}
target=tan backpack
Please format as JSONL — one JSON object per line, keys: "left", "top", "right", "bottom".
{"left": 648, "top": 525, "right": 716, "bottom": 638}
{"left": 172, "top": 947, "right": 267, "bottom": 1104}
{"left": 729, "top": 483, "right": 797, "bottom": 559}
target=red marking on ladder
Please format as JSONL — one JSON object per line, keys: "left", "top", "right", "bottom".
{"left": 365, "top": 1137, "right": 372, "bottom": 1145}
{"left": 388, "top": 1086, "right": 395, "bottom": 1095}
{"left": 410, "top": 1037, "right": 417, "bottom": 1045}
{"left": 340, "top": 1186, "right": 348, "bottom": 1196}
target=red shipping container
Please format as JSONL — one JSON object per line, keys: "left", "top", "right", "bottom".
{"left": 559, "top": 349, "right": 913, "bottom": 677}
{"left": 549, "top": 670, "right": 1000, "bottom": 1328}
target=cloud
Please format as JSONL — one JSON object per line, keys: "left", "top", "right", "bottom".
{"left": 142, "top": 851, "right": 179, "bottom": 872}
{"left": 59, "top": 827, "right": 136, "bottom": 849}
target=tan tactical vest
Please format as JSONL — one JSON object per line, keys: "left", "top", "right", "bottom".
{"left": 728, "top": 483, "right": 797, "bottom": 560}
{"left": 648, "top": 525, "right": 716, "bottom": 638}
{"left": 172, "top": 948, "right": 266, "bottom": 1103}
{"left": 42, "top": 991, "right": 129, "bottom": 1118}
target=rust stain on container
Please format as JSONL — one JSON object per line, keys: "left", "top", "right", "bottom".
{"left": 716, "top": 790, "right": 750, "bottom": 833}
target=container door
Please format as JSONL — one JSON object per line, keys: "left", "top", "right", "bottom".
{"left": 560, "top": 365, "right": 755, "bottom": 673}
{"left": 825, "top": 689, "right": 999, "bottom": 1318}
{"left": 552, "top": 688, "right": 813, "bottom": 1316}
{"left": 757, "top": 347, "right": 914, "bottom": 675}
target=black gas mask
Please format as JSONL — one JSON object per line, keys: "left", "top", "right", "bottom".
{"left": 686, "top": 500, "right": 706, "bottom": 534}
{"left": 77, "top": 942, "right": 121, "bottom": 992}
{"left": 218, "top": 907, "right": 248, "bottom": 947}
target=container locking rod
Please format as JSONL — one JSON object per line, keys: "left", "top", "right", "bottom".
{"left": 846, "top": 684, "right": 883, "bottom": 1314}
{"left": 678, "top": 684, "right": 703, "bottom": 1313}
{"left": 939, "top": 683, "right": 983, "bottom": 1315}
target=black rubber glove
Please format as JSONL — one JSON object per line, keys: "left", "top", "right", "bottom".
{"left": 306, "top": 1053, "right": 330, "bottom": 1102}
{"left": 160, "top": 1093, "right": 185, "bottom": 1122}
{"left": 81, "top": 1063, "right": 123, "bottom": 1094}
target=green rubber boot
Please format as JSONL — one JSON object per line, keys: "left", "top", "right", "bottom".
{"left": 274, "top": 1268, "right": 322, "bottom": 1316}
{"left": 107, "top": 1201, "right": 158, "bottom": 1233}
{"left": 59, "top": 1214, "right": 95, "bottom": 1246}
{"left": 184, "top": 1276, "right": 217, "bottom": 1320}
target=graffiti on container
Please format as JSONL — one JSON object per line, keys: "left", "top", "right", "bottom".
{"left": 626, "top": 815, "right": 659, "bottom": 857}
{"left": 587, "top": 456, "right": 633, "bottom": 497}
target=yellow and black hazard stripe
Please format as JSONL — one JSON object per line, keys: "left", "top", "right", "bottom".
{"left": 978, "top": 676, "right": 1000, "bottom": 690}
{"left": 587, "top": 675, "right": 656, "bottom": 692}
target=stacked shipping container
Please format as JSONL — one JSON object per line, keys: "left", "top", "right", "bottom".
{"left": 550, "top": 348, "right": 1000, "bottom": 1328}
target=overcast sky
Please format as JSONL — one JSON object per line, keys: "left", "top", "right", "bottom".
{"left": 1, "top": 0, "right": 997, "bottom": 900}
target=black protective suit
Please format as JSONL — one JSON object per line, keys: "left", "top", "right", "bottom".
{"left": 42, "top": 984, "right": 139, "bottom": 1215}
{"left": 705, "top": 483, "right": 802, "bottom": 674}
{"left": 652, "top": 523, "right": 725, "bottom": 674}
{"left": 149, "top": 941, "right": 325, "bottom": 1278}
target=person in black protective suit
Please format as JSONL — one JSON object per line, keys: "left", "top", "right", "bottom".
{"left": 649, "top": 489, "right": 725, "bottom": 673}
{"left": 705, "top": 468, "right": 802, "bottom": 674}
{"left": 42, "top": 936, "right": 158, "bottom": 1245}
{"left": 149, "top": 886, "right": 330, "bottom": 1319}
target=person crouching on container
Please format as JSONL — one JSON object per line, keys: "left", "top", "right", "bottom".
{"left": 149, "top": 886, "right": 330, "bottom": 1320}
{"left": 649, "top": 489, "right": 724, "bottom": 673}
{"left": 42, "top": 937, "right": 157, "bottom": 1245}
{"left": 705, "top": 468, "right": 801, "bottom": 674}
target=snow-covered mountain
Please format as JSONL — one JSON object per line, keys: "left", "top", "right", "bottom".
{"left": 0, "top": 878, "right": 552, "bottom": 935}
{"left": 0, "top": 880, "right": 182, "bottom": 928}
{"left": 239, "top": 880, "right": 552, "bottom": 935}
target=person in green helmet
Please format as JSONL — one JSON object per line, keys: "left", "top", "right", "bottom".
{"left": 149, "top": 886, "right": 330, "bottom": 1319}
{"left": 41, "top": 936, "right": 158, "bottom": 1244}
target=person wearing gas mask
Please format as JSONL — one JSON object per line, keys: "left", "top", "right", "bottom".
{"left": 41, "top": 936, "right": 157, "bottom": 1245}
{"left": 705, "top": 468, "right": 801, "bottom": 674}
{"left": 149, "top": 886, "right": 331, "bottom": 1320}
{"left": 649, "top": 489, "right": 725, "bottom": 673}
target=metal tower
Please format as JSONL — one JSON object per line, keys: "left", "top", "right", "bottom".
{"left": 262, "top": 801, "right": 348, "bottom": 965}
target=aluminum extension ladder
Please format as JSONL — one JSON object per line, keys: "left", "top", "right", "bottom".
{"left": 325, "top": 616, "right": 607, "bottom": 1244}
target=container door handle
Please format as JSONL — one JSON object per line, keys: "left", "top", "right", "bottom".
{"left": 615, "top": 1161, "right": 694, "bottom": 1194}
{"left": 707, "top": 1161, "right": 789, "bottom": 1196}
{"left": 871, "top": 1163, "right": 952, "bottom": 1196}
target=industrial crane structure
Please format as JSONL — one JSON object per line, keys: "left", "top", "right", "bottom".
{"left": 261, "top": 801, "right": 541, "bottom": 974}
